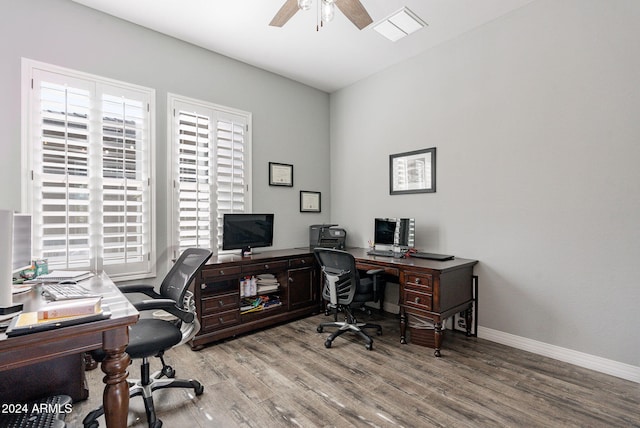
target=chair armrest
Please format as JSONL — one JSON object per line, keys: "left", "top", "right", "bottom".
{"left": 133, "top": 298, "right": 195, "bottom": 323}
{"left": 117, "top": 283, "right": 161, "bottom": 298}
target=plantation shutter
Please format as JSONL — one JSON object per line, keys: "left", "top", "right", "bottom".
{"left": 27, "top": 62, "right": 154, "bottom": 280}
{"left": 170, "top": 95, "right": 251, "bottom": 256}
{"left": 32, "top": 74, "right": 93, "bottom": 269}
{"left": 175, "top": 107, "right": 213, "bottom": 254}
{"left": 214, "top": 112, "right": 248, "bottom": 250}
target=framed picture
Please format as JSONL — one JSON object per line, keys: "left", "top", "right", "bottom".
{"left": 300, "top": 191, "right": 321, "bottom": 213}
{"left": 269, "top": 162, "right": 293, "bottom": 187}
{"left": 389, "top": 147, "right": 436, "bottom": 195}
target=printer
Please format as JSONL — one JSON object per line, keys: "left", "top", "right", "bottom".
{"left": 309, "top": 224, "right": 347, "bottom": 250}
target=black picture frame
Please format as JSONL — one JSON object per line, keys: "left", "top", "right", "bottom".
{"left": 269, "top": 162, "right": 293, "bottom": 187}
{"left": 300, "top": 191, "right": 321, "bottom": 213}
{"left": 389, "top": 147, "right": 436, "bottom": 195}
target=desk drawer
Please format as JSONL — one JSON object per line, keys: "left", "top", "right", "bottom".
{"left": 202, "top": 309, "right": 240, "bottom": 333}
{"left": 202, "top": 265, "right": 242, "bottom": 281}
{"left": 289, "top": 256, "right": 314, "bottom": 269}
{"left": 403, "top": 287, "right": 432, "bottom": 311}
{"left": 243, "top": 260, "right": 288, "bottom": 275}
{"left": 202, "top": 292, "right": 239, "bottom": 315}
{"left": 405, "top": 273, "right": 433, "bottom": 290}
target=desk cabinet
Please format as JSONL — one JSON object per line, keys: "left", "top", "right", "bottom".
{"left": 399, "top": 264, "right": 476, "bottom": 357}
{"left": 190, "top": 249, "right": 319, "bottom": 350}
{"left": 348, "top": 248, "right": 477, "bottom": 357}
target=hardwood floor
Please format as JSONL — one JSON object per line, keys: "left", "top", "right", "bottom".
{"left": 68, "top": 312, "right": 640, "bottom": 427}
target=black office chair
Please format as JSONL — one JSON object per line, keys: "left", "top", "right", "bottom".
{"left": 83, "top": 248, "right": 213, "bottom": 428}
{"left": 314, "top": 248, "right": 384, "bottom": 350}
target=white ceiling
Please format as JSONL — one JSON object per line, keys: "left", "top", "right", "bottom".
{"left": 71, "top": 0, "right": 535, "bottom": 93}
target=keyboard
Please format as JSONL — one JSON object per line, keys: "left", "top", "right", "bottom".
{"left": 42, "top": 283, "right": 99, "bottom": 301}
{"left": 366, "top": 249, "right": 395, "bottom": 257}
{"left": 409, "top": 252, "right": 455, "bottom": 261}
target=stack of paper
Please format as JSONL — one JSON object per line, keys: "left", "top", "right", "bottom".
{"left": 256, "top": 274, "right": 279, "bottom": 294}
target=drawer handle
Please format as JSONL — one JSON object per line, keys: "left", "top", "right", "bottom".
{"left": 219, "top": 317, "right": 224, "bottom": 324}
{"left": 301, "top": 259, "right": 306, "bottom": 264}
{"left": 288, "top": 277, "right": 293, "bottom": 283}
{"left": 218, "top": 300, "right": 224, "bottom": 307}
{"left": 264, "top": 264, "right": 269, "bottom": 269}
{"left": 415, "top": 278, "right": 421, "bottom": 284}
{"left": 219, "top": 270, "right": 224, "bottom": 275}
{"left": 414, "top": 297, "right": 421, "bottom": 304}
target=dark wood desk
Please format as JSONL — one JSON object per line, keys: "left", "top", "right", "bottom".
{"left": 346, "top": 248, "right": 478, "bottom": 357}
{"left": 0, "top": 273, "right": 138, "bottom": 428}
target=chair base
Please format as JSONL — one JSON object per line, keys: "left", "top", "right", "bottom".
{"left": 317, "top": 319, "right": 382, "bottom": 350}
{"left": 83, "top": 358, "right": 204, "bottom": 428}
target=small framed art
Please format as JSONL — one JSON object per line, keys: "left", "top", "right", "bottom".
{"left": 389, "top": 147, "right": 436, "bottom": 195}
{"left": 269, "top": 162, "right": 293, "bottom": 187}
{"left": 300, "top": 191, "right": 321, "bottom": 213}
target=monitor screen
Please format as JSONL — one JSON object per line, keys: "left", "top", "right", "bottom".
{"left": 374, "top": 217, "right": 415, "bottom": 248}
{"left": 374, "top": 218, "right": 397, "bottom": 246}
{"left": 12, "top": 213, "right": 32, "bottom": 273}
{"left": 222, "top": 213, "right": 274, "bottom": 253}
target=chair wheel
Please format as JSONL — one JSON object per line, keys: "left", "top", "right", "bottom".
{"left": 324, "top": 339, "right": 332, "bottom": 348}
{"left": 194, "top": 381, "right": 204, "bottom": 396}
{"left": 162, "top": 366, "right": 176, "bottom": 378}
{"left": 365, "top": 343, "right": 373, "bottom": 350}
{"left": 151, "top": 420, "right": 162, "bottom": 428}
{"left": 317, "top": 326, "right": 323, "bottom": 333}
{"left": 84, "top": 422, "right": 99, "bottom": 428}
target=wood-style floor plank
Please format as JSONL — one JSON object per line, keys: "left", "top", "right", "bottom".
{"left": 67, "top": 312, "right": 640, "bottom": 427}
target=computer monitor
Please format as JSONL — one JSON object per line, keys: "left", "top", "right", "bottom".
{"left": 222, "top": 213, "right": 274, "bottom": 255}
{"left": 12, "top": 213, "right": 32, "bottom": 273}
{"left": 374, "top": 218, "right": 396, "bottom": 246}
{"left": 373, "top": 217, "right": 415, "bottom": 249}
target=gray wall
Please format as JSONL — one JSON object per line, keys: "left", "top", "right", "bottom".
{"left": 0, "top": 0, "right": 331, "bottom": 280}
{"left": 330, "top": 0, "right": 640, "bottom": 366}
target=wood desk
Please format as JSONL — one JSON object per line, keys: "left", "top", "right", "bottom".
{"left": 0, "top": 273, "right": 138, "bottom": 428}
{"left": 346, "top": 248, "right": 478, "bottom": 357}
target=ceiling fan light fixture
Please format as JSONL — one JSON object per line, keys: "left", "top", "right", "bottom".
{"left": 298, "top": 0, "right": 312, "bottom": 11}
{"left": 321, "top": 0, "right": 335, "bottom": 23}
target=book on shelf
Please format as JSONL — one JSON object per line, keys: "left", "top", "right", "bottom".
{"left": 37, "top": 296, "right": 102, "bottom": 320}
{"left": 257, "top": 285, "right": 279, "bottom": 294}
{"left": 28, "top": 270, "right": 94, "bottom": 283}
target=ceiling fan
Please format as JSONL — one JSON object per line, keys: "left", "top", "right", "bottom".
{"left": 270, "top": 0, "right": 373, "bottom": 30}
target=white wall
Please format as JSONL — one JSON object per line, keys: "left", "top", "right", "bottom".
{"left": 0, "top": 0, "right": 331, "bottom": 281}
{"left": 330, "top": 0, "right": 640, "bottom": 367}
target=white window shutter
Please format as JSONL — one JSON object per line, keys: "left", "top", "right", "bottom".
{"left": 169, "top": 95, "right": 251, "bottom": 256}
{"left": 26, "top": 60, "right": 155, "bottom": 280}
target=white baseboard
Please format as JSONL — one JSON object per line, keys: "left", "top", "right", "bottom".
{"left": 478, "top": 326, "right": 640, "bottom": 384}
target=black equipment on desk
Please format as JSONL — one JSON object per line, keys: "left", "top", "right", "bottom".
{"left": 309, "top": 224, "right": 347, "bottom": 250}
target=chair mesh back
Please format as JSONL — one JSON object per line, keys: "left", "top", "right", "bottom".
{"left": 159, "top": 248, "right": 212, "bottom": 309}
{"left": 314, "top": 249, "right": 359, "bottom": 305}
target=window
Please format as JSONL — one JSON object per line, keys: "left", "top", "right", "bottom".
{"left": 168, "top": 94, "right": 251, "bottom": 257}
{"left": 22, "top": 59, "right": 155, "bottom": 281}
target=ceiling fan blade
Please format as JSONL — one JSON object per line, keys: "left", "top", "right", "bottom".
{"left": 336, "top": 0, "right": 373, "bottom": 30}
{"left": 269, "top": 0, "right": 300, "bottom": 27}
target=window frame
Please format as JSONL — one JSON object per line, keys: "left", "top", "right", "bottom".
{"left": 167, "top": 93, "right": 252, "bottom": 261}
{"left": 21, "top": 58, "right": 156, "bottom": 281}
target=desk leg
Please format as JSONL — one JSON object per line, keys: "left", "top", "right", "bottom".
{"left": 465, "top": 307, "right": 473, "bottom": 337}
{"left": 400, "top": 310, "right": 407, "bottom": 344}
{"left": 434, "top": 322, "right": 443, "bottom": 357}
{"left": 101, "top": 328, "right": 130, "bottom": 428}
